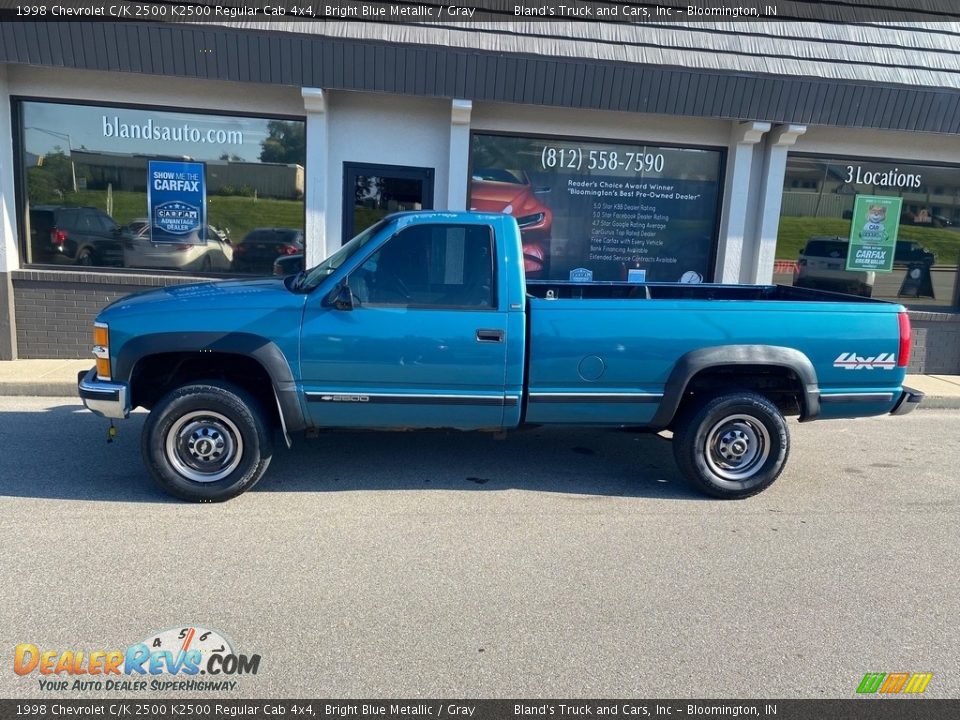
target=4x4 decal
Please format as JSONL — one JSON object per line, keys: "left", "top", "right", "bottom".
{"left": 833, "top": 352, "right": 896, "bottom": 370}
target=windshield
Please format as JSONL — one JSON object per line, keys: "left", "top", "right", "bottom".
{"left": 296, "top": 219, "right": 389, "bottom": 292}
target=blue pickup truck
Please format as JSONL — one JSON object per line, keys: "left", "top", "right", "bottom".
{"left": 78, "top": 211, "right": 922, "bottom": 502}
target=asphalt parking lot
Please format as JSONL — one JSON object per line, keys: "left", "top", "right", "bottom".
{"left": 1, "top": 397, "right": 957, "bottom": 699}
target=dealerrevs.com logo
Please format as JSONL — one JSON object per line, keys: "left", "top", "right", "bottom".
{"left": 14, "top": 626, "right": 260, "bottom": 692}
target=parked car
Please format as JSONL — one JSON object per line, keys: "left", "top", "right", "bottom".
{"left": 470, "top": 168, "right": 552, "bottom": 277}
{"left": 793, "top": 237, "right": 875, "bottom": 297}
{"left": 232, "top": 228, "right": 304, "bottom": 274}
{"left": 894, "top": 240, "right": 936, "bottom": 266}
{"left": 121, "top": 219, "right": 234, "bottom": 272}
{"left": 901, "top": 209, "right": 951, "bottom": 228}
{"left": 29, "top": 205, "right": 123, "bottom": 267}
{"left": 79, "top": 212, "right": 921, "bottom": 503}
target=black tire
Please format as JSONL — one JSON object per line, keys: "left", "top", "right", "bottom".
{"left": 673, "top": 392, "right": 789, "bottom": 500}
{"left": 141, "top": 381, "right": 273, "bottom": 502}
{"left": 76, "top": 247, "right": 94, "bottom": 266}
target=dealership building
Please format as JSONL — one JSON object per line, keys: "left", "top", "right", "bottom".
{"left": 1, "top": 6, "right": 960, "bottom": 370}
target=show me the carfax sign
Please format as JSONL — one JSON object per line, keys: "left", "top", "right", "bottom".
{"left": 147, "top": 160, "right": 207, "bottom": 244}
{"left": 846, "top": 194, "right": 903, "bottom": 273}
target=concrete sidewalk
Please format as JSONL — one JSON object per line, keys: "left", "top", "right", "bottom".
{"left": 1, "top": 358, "right": 959, "bottom": 409}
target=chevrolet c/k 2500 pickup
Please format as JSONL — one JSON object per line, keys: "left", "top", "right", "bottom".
{"left": 78, "top": 211, "right": 922, "bottom": 502}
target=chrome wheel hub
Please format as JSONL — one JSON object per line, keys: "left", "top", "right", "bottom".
{"left": 705, "top": 414, "right": 771, "bottom": 482}
{"left": 165, "top": 411, "right": 243, "bottom": 483}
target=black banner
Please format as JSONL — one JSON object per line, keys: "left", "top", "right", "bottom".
{"left": 1, "top": 1, "right": 959, "bottom": 23}
{"left": 2, "top": 699, "right": 958, "bottom": 720}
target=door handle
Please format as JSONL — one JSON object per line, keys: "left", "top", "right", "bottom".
{"left": 476, "top": 328, "right": 504, "bottom": 343}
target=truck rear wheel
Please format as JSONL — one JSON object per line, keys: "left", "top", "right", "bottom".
{"left": 142, "top": 381, "right": 273, "bottom": 502}
{"left": 673, "top": 392, "right": 788, "bottom": 499}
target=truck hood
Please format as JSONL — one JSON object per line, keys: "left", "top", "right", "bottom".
{"left": 104, "top": 278, "right": 292, "bottom": 310}
{"left": 100, "top": 277, "right": 294, "bottom": 315}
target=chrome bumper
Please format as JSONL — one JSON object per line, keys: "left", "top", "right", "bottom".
{"left": 77, "top": 367, "right": 129, "bottom": 420}
{"left": 891, "top": 387, "right": 924, "bottom": 416}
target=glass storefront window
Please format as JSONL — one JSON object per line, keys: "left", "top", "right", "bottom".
{"left": 343, "top": 162, "right": 434, "bottom": 239}
{"left": 17, "top": 100, "right": 305, "bottom": 276}
{"left": 776, "top": 154, "right": 960, "bottom": 309}
{"left": 469, "top": 132, "right": 724, "bottom": 283}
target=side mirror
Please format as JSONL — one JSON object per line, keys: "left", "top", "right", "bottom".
{"left": 331, "top": 283, "right": 355, "bottom": 311}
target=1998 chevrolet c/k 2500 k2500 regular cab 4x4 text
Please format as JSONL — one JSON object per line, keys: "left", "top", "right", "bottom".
{"left": 78, "top": 211, "right": 922, "bottom": 502}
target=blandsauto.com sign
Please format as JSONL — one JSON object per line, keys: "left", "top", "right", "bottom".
{"left": 102, "top": 115, "right": 244, "bottom": 146}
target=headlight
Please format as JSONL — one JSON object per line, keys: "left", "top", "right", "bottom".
{"left": 92, "top": 322, "right": 111, "bottom": 380}
{"left": 516, "top": 212, "right": 545, "bottom": 228}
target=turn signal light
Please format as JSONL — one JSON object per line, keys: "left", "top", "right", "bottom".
{"left": 93, "top": 325, "right": 109, "bottom": 347}
{"left": 93, "top": 323, "right": 110, "bottom": 380}
{"left": 96, "top": 357, "right": 111, "bottom": 379}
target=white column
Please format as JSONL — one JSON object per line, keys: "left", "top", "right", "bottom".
{"left": 749, "top": 124, "right": 807, "bottom": 284}
{"left": 714, "top": 121, "right": 770, "bottom": 283}
{"left": 302, "top": 87, "right": 329, "bottom": 265}
{"left": 0, "top": 65, "right": 19, "bottom": 359}
{"left": 447, "top": 99, "right": 473, "bottom": 211}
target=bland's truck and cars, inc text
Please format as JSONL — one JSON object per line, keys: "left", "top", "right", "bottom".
{"left": 78, "top": 212, "right": 922, "bottom": 502}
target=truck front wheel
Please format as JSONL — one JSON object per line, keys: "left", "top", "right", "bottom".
{"left": 142, "top": 381, "right": 273, "bottom": 502}
{"left": 673, "top": 392, "right": 789, "bottom": 499}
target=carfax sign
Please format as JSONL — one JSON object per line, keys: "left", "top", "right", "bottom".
{"left": 846, "top": 194, "right": 902, "bottom": 272}
{"left": 147, "top": 160, "right": 206, "bottom": 243}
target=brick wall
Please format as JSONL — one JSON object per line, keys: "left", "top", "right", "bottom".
{"left": 908, "top": 310, "right": 960, "bottom": 374}
{"left": 12, "top": 270, "right": 206, "bottom": 359}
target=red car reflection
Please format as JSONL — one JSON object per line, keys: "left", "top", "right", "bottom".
{"left": 470, "top": 169, "right": 552, "bottom": 277}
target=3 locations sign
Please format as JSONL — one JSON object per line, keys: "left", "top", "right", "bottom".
{"left": 468, "top": 133, "right": 723, "bottom": 283}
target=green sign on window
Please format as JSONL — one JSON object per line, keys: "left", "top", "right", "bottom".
{"left": 846, "top": 194, "right": 903, "bottom": 273}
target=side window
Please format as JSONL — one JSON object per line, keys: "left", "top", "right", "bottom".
{"left": 75, "top": 211, "right": 97, "bottom": 233}
{"left": 350, "top": 224, "right": 495, "bottom": 309}
{"left": 93, "top": 212, "right": 118, "bottom": 234}
{"left": 59, "top": 209, "right": 81, "bottom": 231}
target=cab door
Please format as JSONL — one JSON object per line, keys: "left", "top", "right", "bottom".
{"left": 299, "top": 221, "right": 512, "bottom": 429}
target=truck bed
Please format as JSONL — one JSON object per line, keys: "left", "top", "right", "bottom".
{"left": 523, "top": 281, "right": 907, "bottom": 428}
{"left": 526, "top": 281, "right": 888, "bottom": 303}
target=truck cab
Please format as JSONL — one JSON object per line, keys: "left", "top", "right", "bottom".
{"left": 294, "top": 213, "right": 526, "bottom": 431}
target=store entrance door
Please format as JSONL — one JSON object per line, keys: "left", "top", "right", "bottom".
{"left": 343, "top": 162, "right": 435, "bottom": 240}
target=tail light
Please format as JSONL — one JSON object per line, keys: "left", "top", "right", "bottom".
{"left": 897, "top": 311, "right": 912, "bottom": 368}
{"left": 50, "top": 229, "right": 68, "bottom": 246}
{"left": 278, "top": 244, "right": 299, "bottom": 255}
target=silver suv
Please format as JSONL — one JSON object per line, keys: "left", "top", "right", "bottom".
{"left": 793, "top": 237, "right": 875, "bottom": 297}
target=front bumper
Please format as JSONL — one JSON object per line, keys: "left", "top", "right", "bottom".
{"left": 891, "top": 387, "right": 924, "bottom": 416}
{"left": 77, "top": 367, "right": 130, "bottom": 420}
